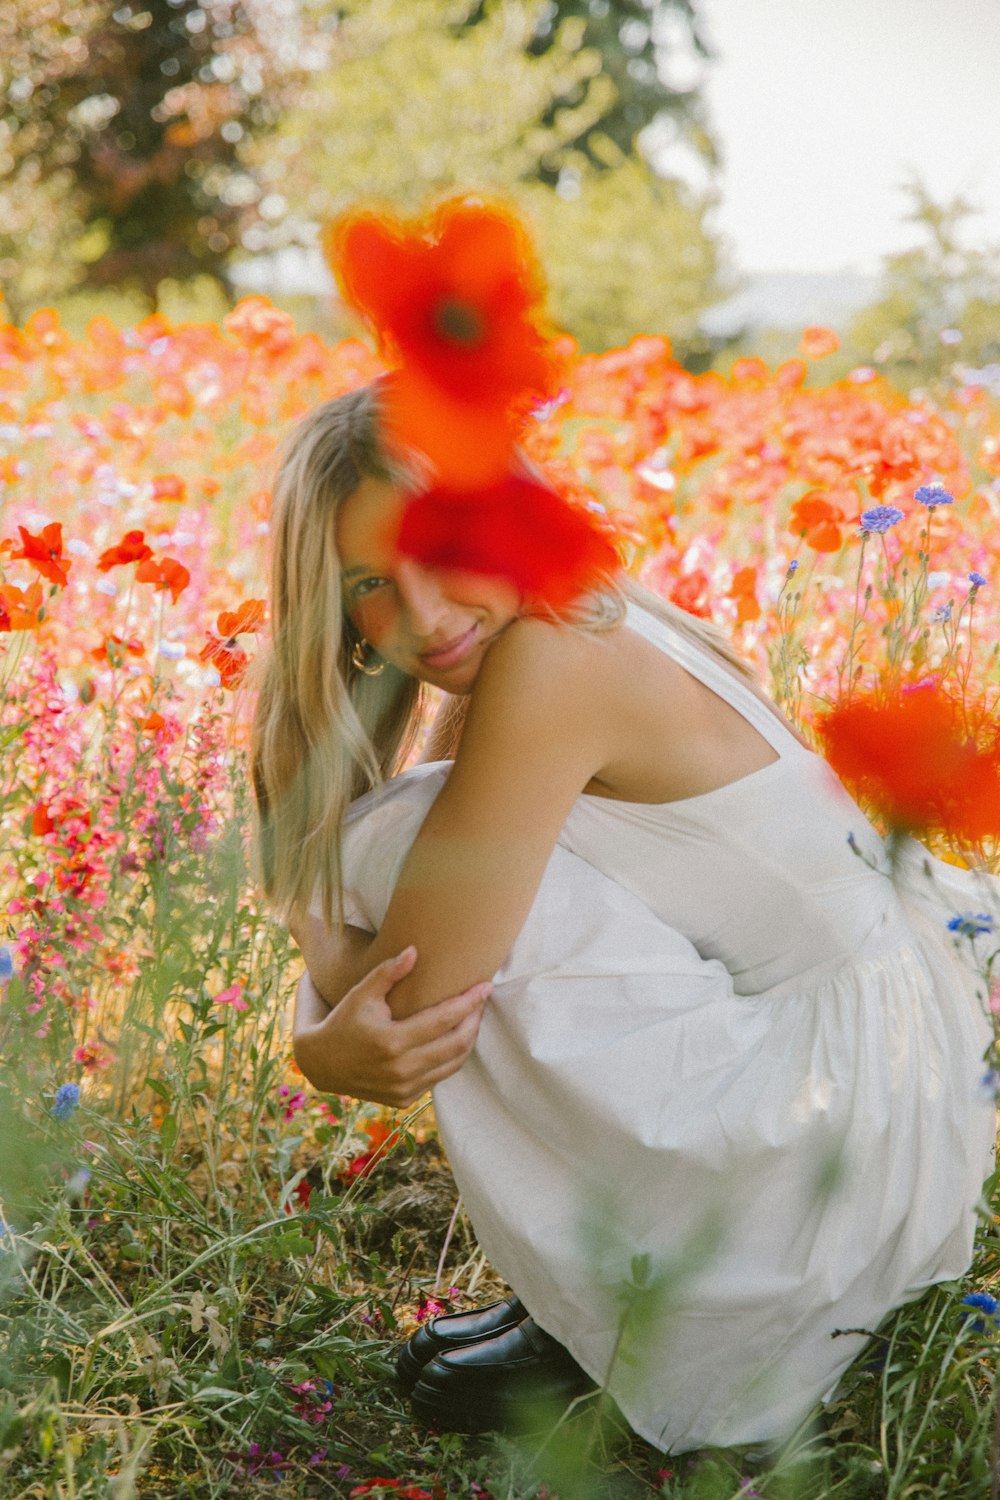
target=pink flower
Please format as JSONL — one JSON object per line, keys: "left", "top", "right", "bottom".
{"left": 213, "top": 983, "right": 249, "bottom": 1011}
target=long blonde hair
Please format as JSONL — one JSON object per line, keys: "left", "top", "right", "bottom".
{"left": 251, "top": 384, "right": 425, "bottom": 926}
{"left": 251, "top": 384, "right": 753, "bottom": 926}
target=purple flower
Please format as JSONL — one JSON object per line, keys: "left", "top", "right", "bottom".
{"left": 914, "top": 483, "right": 954, "bottom": 508}
{"left": 859, "top": 505, "right": 904, "bottom": 534}
{"left": 969, "top": 571, "right": 987, "bottom": 588}
{"left": 51, "top": 1083, "right": 81, "bottom": 1121}
{"left": 961, "top": 1292, "right": 1000, "bottom": 1332}
{"left": 948, "top": 912, "right": 994, "bottom": 938}
{"left": 787, "top": 559, "right": 799, "bottom": 574}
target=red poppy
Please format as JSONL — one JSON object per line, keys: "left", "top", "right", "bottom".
{"left": 669, "top": 569, "right": 713, "bottom": 619}
{"left": 397, "top": 476, "right": 619, "bottom": 608}
{"left": 8, "top": 522, "right": 71, "bottom": 586}
{"left": 199, "top": 598, "right": 266, "bottom": 688}
{"left": 134, "top": 556, "right": 190, "bottom": 603}
{"left": 0, "top": 580, "right": 44, "bottom": 632}
{"left": 327, "top": 198, "right": 558, "bottom": 486}
{"left": 97, "top": 530, "right": 154, "bottom": 571}
{"left": 788, "top": 490, "right": 846, "bottom": 552}
{"left": 818, "top": 684, "right": 1000, "bottom": 840}
{"left": 152, "top": 475, "right": 187, "bottom": 503}
{"left": 800, "top": 326, "right": 840, "bottom": 359}
{"left": 90, "top": 634, "right": 145, "bottom": 663}
{"left": 728, "top": 565, "right": 761, "bottom": 624}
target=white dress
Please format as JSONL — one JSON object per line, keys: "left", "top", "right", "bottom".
{"left": 334, "top": 601, "right": 997, "bottom": 1453}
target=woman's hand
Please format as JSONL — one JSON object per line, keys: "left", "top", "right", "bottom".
{"left": 292, "top": 947, "right": 491, "bottom": 1108}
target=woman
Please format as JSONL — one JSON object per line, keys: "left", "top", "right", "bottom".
{"left": 251, "top": 384, "right": 996, "bottom": 1452}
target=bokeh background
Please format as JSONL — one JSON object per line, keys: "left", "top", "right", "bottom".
{"left": 4, "top": 0, "right": 999, "bottom": 383}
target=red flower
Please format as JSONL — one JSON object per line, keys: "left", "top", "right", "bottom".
{"left": 818, "top": 684, "right": 1000, "bottom": 840}
{"left": 152, "top": 475, "right": 186, "bottom": 503}
{"left": 134, "top": 556, "right": 190, "bottom": 603}
{"left": 669, "top": 569, "right": 713, "bottom": 619}
{"left": 327, "top": 198, "right": 558, "bottom": 486}
{"left": 800, "top": 325, "right": 840, "bottom": 359}
{"left": 199, "top": 598, "right": 266, "bottom": 688}
{"left": 728, "top": 565, "right": 761, "bottom": 625}
{"left": 8, "top": 522, "right": 71, "bottom": 586}
{"left": 397, "top": 477, "right": 619, "bottom": 608}
{"left": 0, "top": 580, "right": 44, "bottom": 632}
{"left": 788, "top": 490, "right": 846, "bottom": 552}
{"left": 224, "top": 295, "right": 296, "bottom": 354}
{"left": 90, "top": 634, "right": 145, "bottom": 664}
{"left": 97, "top": 531, "right": 153, "bottom": 571}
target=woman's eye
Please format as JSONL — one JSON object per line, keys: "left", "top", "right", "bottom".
{"left": 350, "top": 576, "right": 389, "bottom": 600}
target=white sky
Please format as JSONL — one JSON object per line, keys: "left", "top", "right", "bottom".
{"left": 672, "top": 0, "right": 1000, "bottom": 274}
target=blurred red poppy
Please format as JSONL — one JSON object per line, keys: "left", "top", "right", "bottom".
{"left": 134, "top": 556, "right": 190, "bottom": 603}
{"left": 801, "top": 326, "right": 840, "bottom": 359}
{"left": 728, "top": 564, "right": 761, "bottom": 624}
{"left": 788, "top": 490, "right": 846, "bottom": 552}
{"left": 327, "top": 198, "right": 558, "bottom": 486}
{"left": 8, "top": 522, "right": 71, "bottom": 586}
{"left": 397, "top": 476, "right": 619, "bottom": 608}
{"left": 0, "top": 580, "right": 44, "bottom": 632}
{"left": 97, "top": 530, "right": 154, "bottom": 571}
{"left": 818, "top": 683, "right": 1000, "bottom": 840}
{"left": 200, "top": 598, "right": 266, "bottom": 687}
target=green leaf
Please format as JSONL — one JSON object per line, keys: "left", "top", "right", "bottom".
{"left": 159, "top": 1114, "right": 177, "bottom": 1151}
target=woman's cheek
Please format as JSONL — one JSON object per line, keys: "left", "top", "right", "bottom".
{"left": 354, "top": 594, "right": 395, "bottom": 648}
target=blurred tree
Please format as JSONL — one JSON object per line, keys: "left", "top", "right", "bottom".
{"left": 0, "top": 0, "right": 316, "bottom": 312}
{"left": 250, "top": 0, "right": 722, "bottom": 353}
{"left": 523, "top": 0, "right": 716, "bottom": 177}
{"left": 849, "top": 182, "right": 1000, "bottom": 389}
{"left": 0, "top": 1, "right": 102, "bottom": 314}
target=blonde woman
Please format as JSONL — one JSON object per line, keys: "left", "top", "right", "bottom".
{"left": 251, "top": 385, "right": 995, "bottom": 1451}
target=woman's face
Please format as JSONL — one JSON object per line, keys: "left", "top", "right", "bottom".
{"left": 336, "top": 475, "right": 522, "bottom": 693}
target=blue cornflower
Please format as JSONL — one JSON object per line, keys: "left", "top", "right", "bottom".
{"left": 914, "top": 483, "right": 954, "bottom": 508}
{"left": 947, "top": 912, "right": 995, "bottom": 938}
{"left": 0, "top": 946, "right": 12, "bottom": 982}
{"left": 969, "top": 571, "right": 987, "bottom": 588}
{"left": 787, "top": 559, "right": 799, "bottom": 574}
{"left": 50, "top": 1082, "right": 81, "bottom": 1121}
{"left": 859, "top": 505, "right": 904, "bottom": 534}
{"left": 931, "top": 601, "right": 952, "bottom": 623}
{"left": 961, "top": 1292, "right": 1000, "bottom": 1332}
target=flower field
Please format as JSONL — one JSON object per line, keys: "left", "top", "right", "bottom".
{"left": 1, "top": 295, "right": 1000, "bottom": 1498}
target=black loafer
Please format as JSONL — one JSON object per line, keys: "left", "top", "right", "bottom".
{"left": 409, "top": 1317, "right": 595, "bottom": 1433}
{"left": 396, "top": 1294, "right": 527, "bottom": 1393}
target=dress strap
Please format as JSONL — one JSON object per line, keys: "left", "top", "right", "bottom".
{"left": 624, "top": 600, "right": 803, "bottom": 758}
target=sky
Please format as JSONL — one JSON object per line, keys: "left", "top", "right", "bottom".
{"left": 660, "top": 0, "right": 1000, "bottom": 275}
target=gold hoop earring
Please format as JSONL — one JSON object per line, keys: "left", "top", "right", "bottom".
{"left": 351, "top": 638, "right": 386, "bottom": 677}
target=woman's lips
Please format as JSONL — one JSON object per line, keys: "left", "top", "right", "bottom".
{"left": 418, "top": 626, "right": 478, "bottom": 670}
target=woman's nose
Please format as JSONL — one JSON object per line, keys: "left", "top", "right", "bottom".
{"left": 394, "top": 560, "right": 448, "bottom": 636}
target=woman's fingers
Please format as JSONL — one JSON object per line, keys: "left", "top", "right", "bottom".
{"left": 353, "top": 944, "right": 418, "bottom": 998}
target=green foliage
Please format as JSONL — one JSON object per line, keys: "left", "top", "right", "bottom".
{"left": 525, "top": 0, "right": 717, "bottom": 174}
{"left": 0, "top": 0, "right": 305, "bottom": 311}
{"left": 849, "top": 181, "right": 1000, "bottom": 390}
{"left": 255, "top": 0, "right": 721, "bottom": 353}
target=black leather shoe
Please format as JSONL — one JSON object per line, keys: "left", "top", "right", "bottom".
{"left": 409, "top": 1317, "right": 595, "bottom": 1433}
{"left": 396, "top": 1294, "right": 527, "bottom": 1393}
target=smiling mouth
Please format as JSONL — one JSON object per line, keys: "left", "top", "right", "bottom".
{"left": 418, "top": 626, "right": 478, "bottom": 669}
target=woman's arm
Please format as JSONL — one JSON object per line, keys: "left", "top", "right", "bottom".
{"left": 361, "top": 617, "right": 617, "bottom": 1020}
{"left": 289, "top": 914, "right": 491, "bottom": 1106}
{"left": 291, "top": 951, "right": 491, "bottom": 1106}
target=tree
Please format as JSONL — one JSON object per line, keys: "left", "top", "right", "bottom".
{"left": 849, "top": 182, "right": 1000, "bottom": 389}
{"left": 0, "top": 0, "right": 311, "bottom": 308}
{"left": 524, "top": 0, "right": 716, "bottom": 177}
{"left": 249, "top": 0, "right": 722, "bottom": 353}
